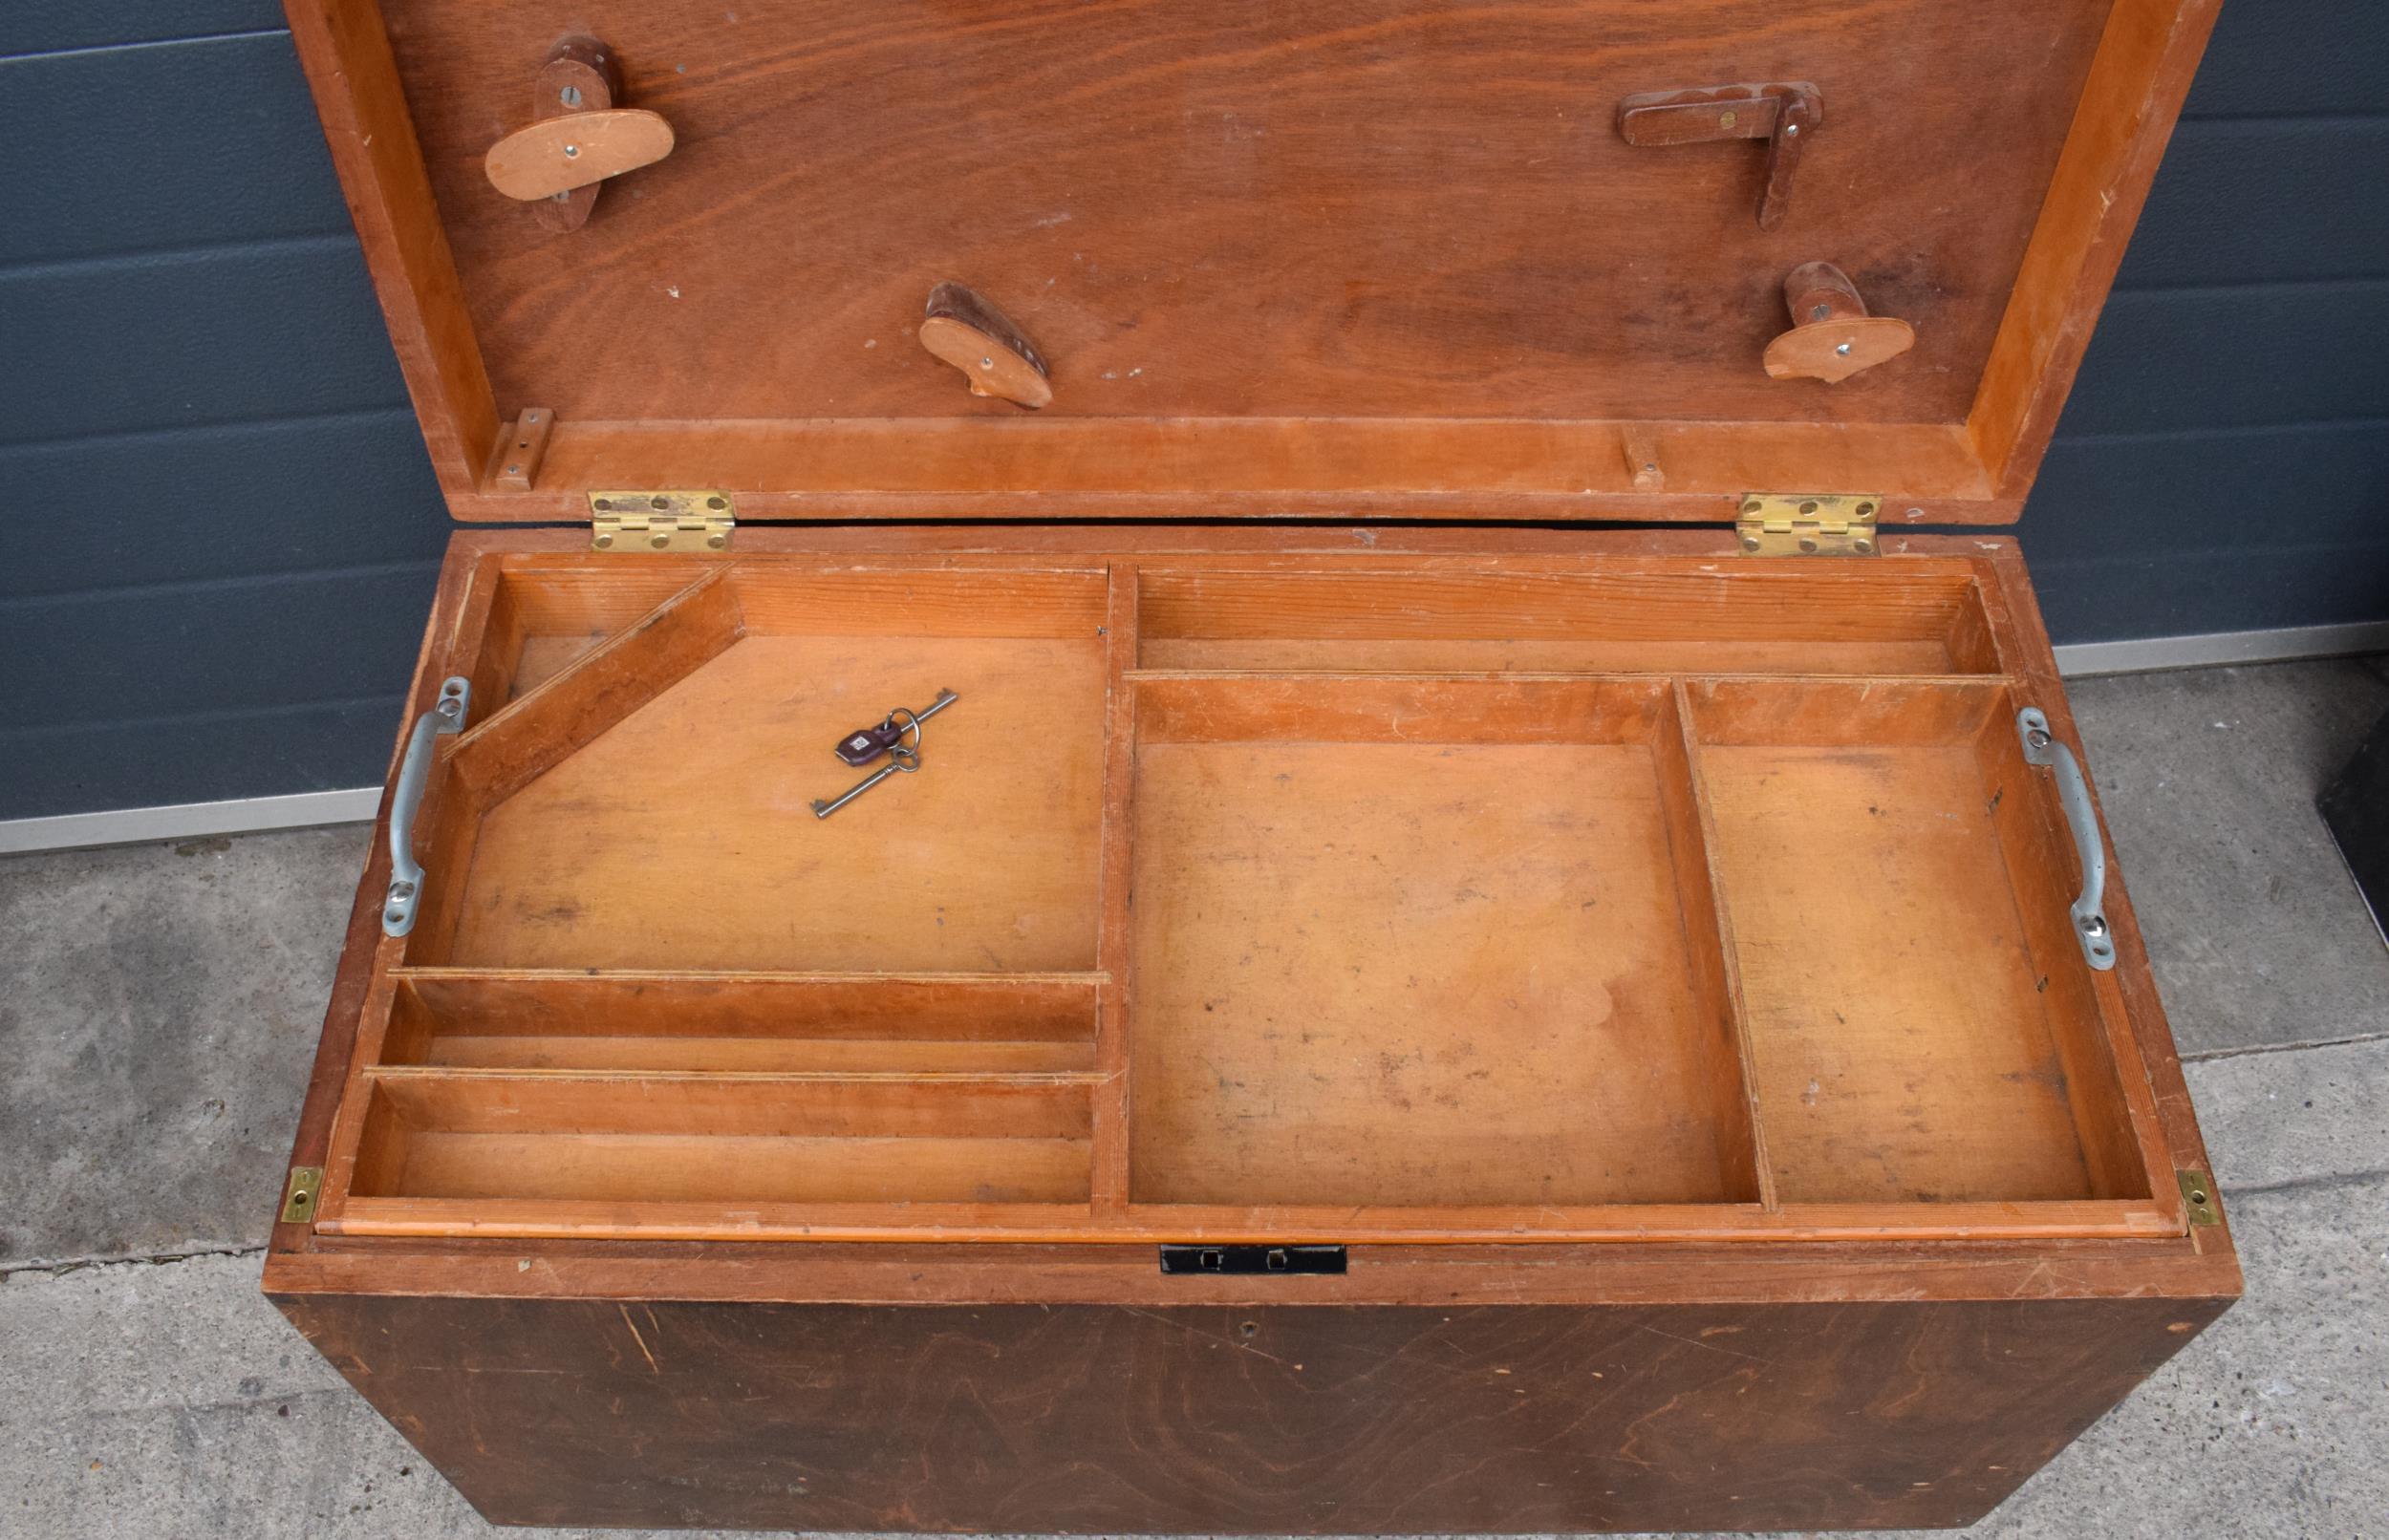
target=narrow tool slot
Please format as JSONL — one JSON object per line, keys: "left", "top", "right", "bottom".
{"left": 345, "top": 1073, "right": 1094, "bottom": 1206}
{"left": 1135, "top": 566, "right": 2002, "bottom": 674}
{"left": 381, "top": 971, "right": 1102, "bottom": 1074}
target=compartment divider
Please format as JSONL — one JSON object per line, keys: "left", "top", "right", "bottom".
{"left": 1091, "top": 564, "right": 1141, "bottom": 1211}
{"left": 444, "top": 566, "right": 745, "bottom": 809}
{"left": 1663, "top": 681, "right": 1781, "bottom": 1211}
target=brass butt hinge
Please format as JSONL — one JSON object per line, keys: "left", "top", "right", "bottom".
{"left": 1736, "top": 493, "right": 1883, "bottom": 556}
{"left": 279, "top": 1166, "right": 324, "bottom": 1225}
{"left": 588, "top": 490, "right": 734, "bottom": 552}
{"left": 2178, "top": 1169, "right": 2224, "bottom": 1227}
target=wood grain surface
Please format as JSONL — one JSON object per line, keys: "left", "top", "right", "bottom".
{"left": 383, "top": 0, "right": 2105, "bottom": 426}
{"left": 276, "top": 1291, "right": 2229, "bottom": 1532}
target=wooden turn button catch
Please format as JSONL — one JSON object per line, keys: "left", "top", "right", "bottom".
{"left": 484, "top": 36, "right": 673, "bottom": 230}
{"left": 1618, "top": 82, "right": 1822, "bottom": 230}
{"left": 1763, "top": 262, "right": 1915, "bottom": 383}
{"left": 918, "top": 283, "right": 1053, "bottom": 409}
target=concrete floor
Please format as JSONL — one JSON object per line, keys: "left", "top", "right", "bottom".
{"left": 3, "top": 657, "right": 2385, "bottom": 1539}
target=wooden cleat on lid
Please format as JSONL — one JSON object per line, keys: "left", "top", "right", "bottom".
{"left": 1763, "top": 261, "right": 1915, "bottom": 384}
{"left": 918, "top": 283, "right": 1054, "bottom": 409}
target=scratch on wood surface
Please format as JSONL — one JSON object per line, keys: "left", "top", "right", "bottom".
{"left": 1122, "top": 1305, "right": 1291, "bottom": 1366}
{"left": 1634, "top": 1321, "right": 1771, "bottom": 1363}
{"left": 620, "top": 1302, "right": 662, "bottom": 1373}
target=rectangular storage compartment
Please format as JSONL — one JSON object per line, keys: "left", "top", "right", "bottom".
{"left": 1125, "top": 675, "right": 1757, "bottom": 1208}
{"left": 1683, "top": 678, "right": 2149, "bottom": 1206}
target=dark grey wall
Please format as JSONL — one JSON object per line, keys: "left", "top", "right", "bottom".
{"left": 4, "top": 2, "right": 2386, "bottom": 821}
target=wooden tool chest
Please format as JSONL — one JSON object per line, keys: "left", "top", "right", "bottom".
{"left": 267, "top": 0, "right": 2242, "bottom": 1529}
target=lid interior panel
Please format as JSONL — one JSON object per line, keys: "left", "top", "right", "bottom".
{"left": 387, "top": 0, "right": 2111, "bottom": 427}
{"left": 288, "top": 0, "right": 2220, "bottom": 519}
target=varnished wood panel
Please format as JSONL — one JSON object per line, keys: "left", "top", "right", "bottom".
{"left": 253, "top": 0, "right": 2223, "bottom": 525}
{"left": 275, "top": 1291, "right": 2228, "bottom": 1533}
{"left": 388, "top": 0, "right": 2106, "bottom": 430}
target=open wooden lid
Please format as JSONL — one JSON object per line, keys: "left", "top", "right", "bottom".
{"left": 288, "top": 0, "right": 2219, "bottom": 525}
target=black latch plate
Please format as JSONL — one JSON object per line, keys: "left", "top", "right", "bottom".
{"left": 1158, "top": 1244, "right": 1346, "bottom": 1276}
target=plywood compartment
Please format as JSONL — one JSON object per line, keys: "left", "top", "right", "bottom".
{"left": 343, "top": 1073, "right": 1093, "bottom": 1207}
{"left": 1684, "top": 678, "right": 2146, "bottom": 1205}
{"left": 408, "top": 564, "right": 1111, "bottom": 973}
{"left": 1125, "top": 675, "right": 1761, "bottom": 1208}
{"left": 1136, "top": 566, "right": 2003, "bottom": 674}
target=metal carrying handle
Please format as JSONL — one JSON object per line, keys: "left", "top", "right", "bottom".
{"left": 382, "top": 677, "right": 471, "bottom": 937}
{"left": 2016, "top": 707, "right": 2114, "bottom": 972}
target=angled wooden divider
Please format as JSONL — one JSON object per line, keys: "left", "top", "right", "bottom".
{"left": 399, "top": 566, "right": 744, "bottom": 964}
{"left": 444, "top": 566, "right": 745, "bottom": 807}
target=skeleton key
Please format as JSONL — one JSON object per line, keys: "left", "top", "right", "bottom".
{"left": 813, "top": 690, "right": 958, "bottom": 818}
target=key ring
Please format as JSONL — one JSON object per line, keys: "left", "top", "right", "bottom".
{"left": 885, "top": 706, "right": 925, "bottom": 757}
